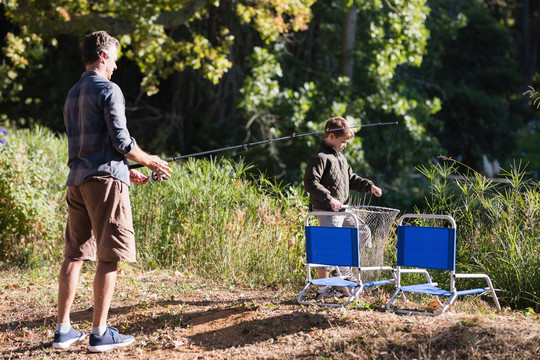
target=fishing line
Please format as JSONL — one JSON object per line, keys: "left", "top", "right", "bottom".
{"left": 381, "top": 121, "right": 399, "bottom": 185}
{"left": 373, "top": 121, "right": 399, "bottom": 207}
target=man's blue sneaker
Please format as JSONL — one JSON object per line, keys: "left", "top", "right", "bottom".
{"left": 88, "top": 327, "right": 135, "bottom": 352}
{"left": 52, "top": 327, "right": 86, "bottom": 349}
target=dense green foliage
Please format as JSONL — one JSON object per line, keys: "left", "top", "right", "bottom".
{"left": 0, "top": 126, "right": 310, "bottom": 288}
{"left": 2, "top": 1, "right": 538, "bottom": 212}
{"left": 131, "top": 159, "right": 308, "bottom": 286}
{"left": 4, "top": 0, "right": 531, "bottom": 211}
{"left": 1, "top": 126, "right": 538, "bottom": 310}
{"left": 237, "top": 0, "right": 442, "bottom": 200}
{"left": 413, "top": 0, "right": 526, "bottom": 171}
{"left": 413, "top": 160, "right": 540, "bottom": 310}
{"left": 0, "top": 0, "right": 315, "bottom": 91}
{"left": 0, "top": 125, "right": 67, "bottom": 267}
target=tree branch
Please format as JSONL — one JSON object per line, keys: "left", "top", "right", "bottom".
{"left": 157, "top": 0, "right": 210, "bottom": 29}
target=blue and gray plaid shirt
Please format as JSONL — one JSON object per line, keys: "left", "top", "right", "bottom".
{"left": 64, "top": 70, "right": 137, "bottom": 186}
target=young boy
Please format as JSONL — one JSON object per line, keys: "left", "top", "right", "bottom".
{"left": 303, "top": 116, "right": 382, "bottom": 299}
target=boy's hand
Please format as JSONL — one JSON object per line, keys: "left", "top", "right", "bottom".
{"left": 329, "top": 198, "right": 342, "bottom": 211}
{"left": 371, "top": 185, "right": 382, "bottom": 197}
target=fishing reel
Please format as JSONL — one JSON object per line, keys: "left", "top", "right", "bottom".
{"left": 149, "top": 171, "right": 170, "bottom": 182}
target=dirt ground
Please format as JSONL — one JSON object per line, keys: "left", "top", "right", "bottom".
{"left": 1, "top": 268, "right": 539, "bottom": 359}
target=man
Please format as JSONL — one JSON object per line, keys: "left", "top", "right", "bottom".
{"left": 52, "top": 30, "right": 172, "bottom": 353}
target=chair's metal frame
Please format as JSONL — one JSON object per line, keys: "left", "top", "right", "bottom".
{"left": 386, "top": 214, "right": 501, "bottom": 316}
{"left": 297, "top": 211, "right": 396, "bottom": 307}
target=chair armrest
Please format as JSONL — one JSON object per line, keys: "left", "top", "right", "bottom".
{"left": 455, "top": 273, "right": 501, "bottom": 311}
{"left": 455, "top": 273, "right": 490, "bottom": 279}
{"left": 399, "top": 269, "right": 436, "bottom": 286}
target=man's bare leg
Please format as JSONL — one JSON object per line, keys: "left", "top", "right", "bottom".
{"left": 92, "top": 260, "right": 118, "bottom": 329}
{"left": 57, "top": 258, "right": 84, "bottom": 324}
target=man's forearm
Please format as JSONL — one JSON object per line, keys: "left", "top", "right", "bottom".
{"left": 125, "top": 145, "right": 172, "bottom": 178}
{"left": 125, "top": 145, "right": 152, "bottom": 166}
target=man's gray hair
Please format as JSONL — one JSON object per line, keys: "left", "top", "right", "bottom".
{"left": 82, "top": 31, "right": 119, "bottom": 65}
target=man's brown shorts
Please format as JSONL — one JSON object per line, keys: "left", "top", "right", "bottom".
{"left": 65, "top": 177, "right": 136, "bottom": 262}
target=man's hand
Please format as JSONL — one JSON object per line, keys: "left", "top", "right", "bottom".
{"left": 126, "top": 146, "right": 173, "bottom": 182}
{"left": 146, "top": 155, "right": 172, "bottom": 181}
{"left": 129, "top": 169, "right": 150, "bottom": 184}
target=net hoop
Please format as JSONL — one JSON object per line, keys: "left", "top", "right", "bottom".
{"left": 344, "top": 205, "right": 400, "bottom": 269}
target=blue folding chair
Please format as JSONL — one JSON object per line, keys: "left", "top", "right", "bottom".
{"left": 297, "top": 210, "right": 396, "bottom": 307}
{"left": 386, "top": 214, "right": 501, "bottom": 316}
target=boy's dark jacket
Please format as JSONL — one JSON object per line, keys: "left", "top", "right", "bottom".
{"left": 304, "top": 141, "right": 373, "bottom": 211}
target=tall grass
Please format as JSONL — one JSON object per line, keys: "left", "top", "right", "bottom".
{"left": 0, "top": 125, "right": 68, "bottom": 267}
{"left": 2, "top": 125, "right": 538, "bottom": 309}
{"left": 0, "top": 125, "right": 308, "bottom": 287}
{"left": 415, "top": 160, "right": 540, "bottom": 310}
{"left": 130, "top": 157, "right": 308, "bottom": 287}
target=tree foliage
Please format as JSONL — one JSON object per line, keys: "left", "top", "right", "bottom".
{"left": 0, "top": 0, "right": 536, "bottom": 210}
{"left": 413, "top": 0, "right": 527, "bottom": 172}
{"left": 1, "top": 0, "right": 314, "bottom": 94}
{"left": 236, "top": 0, "right": 442, "bottom": 205}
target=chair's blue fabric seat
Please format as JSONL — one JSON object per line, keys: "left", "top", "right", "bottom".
{"left": 310, "top": 277, "right": 394, "bottom": 288}
{"left": 363, "top": 279, "right": 394, "bottom": 287}
{"left": 400, "top": 283, "right": 488, "bottom": 297}
{"left": 311, "top": 276, "right": 357, "bottom": 287}
{"left": 400, "top": 283, "right": 452, "bottom": 296}
{"left": 456, "top": 288, "right": 488, "bottom": 296}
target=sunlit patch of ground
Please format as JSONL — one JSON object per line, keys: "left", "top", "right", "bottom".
{"left": 1, "top": 267, "right": 538, "bottom": 359}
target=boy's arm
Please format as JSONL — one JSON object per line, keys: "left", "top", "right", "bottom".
{"left": 348, "top": 165, "right": 374, "bottom": 193}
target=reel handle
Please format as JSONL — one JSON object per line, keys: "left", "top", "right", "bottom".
{"left": 149, "top": 171, "right": 170, "bottom": 182}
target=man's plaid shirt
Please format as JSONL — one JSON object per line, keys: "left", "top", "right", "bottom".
{"left": 64, "top": 70, "right": 136, "bottom": 186}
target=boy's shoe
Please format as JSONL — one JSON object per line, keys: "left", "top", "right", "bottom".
{"left": 52, "top": 327, "right": 86, "bottom": 349}
{"left": 338, "top": 267, "right": 358, "bottom": 282}
{"left": 88, "top": 327, "right": 135, "bottom": 353}
{"left": 316, "top": 287, "right": 347, "bottom": 300}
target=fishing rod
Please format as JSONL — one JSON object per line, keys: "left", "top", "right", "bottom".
{"left": 130, "top": 121, "right": 398, "bottom": 178}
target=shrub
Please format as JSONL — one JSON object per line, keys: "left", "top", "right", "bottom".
{"left": 0, "top": 125, "right": 68, "bottom": 267}
{"left": 130, "top": 157, "right": 309, "bottom": 287}
{"left": 417, "top": 160, "right": 540, "bottom": 310}
{"left": 0, "top": 124, "right": 309, "bottom": 285}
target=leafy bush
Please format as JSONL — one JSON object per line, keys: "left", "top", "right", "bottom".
{"left": 130, "top": 157, "right": 309, "bottom": 287}
{"left": 0, "top": 125, "right": 309, "bottom": 284}
{"left": 416, "top": 160, "right": 540, "bottom": 310}
{"left": 0, "top": 124, "right": 68, "bottom": 267}
{"left": 3, "top": 124, "right": 538, "bottom": 310}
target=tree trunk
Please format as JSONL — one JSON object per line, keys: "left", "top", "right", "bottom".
{"left": 339, "top": 4, "right": 357, "bottom": 78}
{"left": 521, "top": 0, "right": 540, "bottom": 90}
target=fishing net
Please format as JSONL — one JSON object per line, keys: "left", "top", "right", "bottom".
{"left": 344, "top": 205, "right": 400, "bottom": 271}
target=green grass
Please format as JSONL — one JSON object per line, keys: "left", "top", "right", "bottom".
{"left": 130, "top": 157, "right": 308, "bottom": 287}
{"left": 0, "top": 124, "right": 68, "bottom": 267}
{"left": 0, "top": 124, "right": 309, "bottom": 287}
{"left": 414, "top": 159, "right": 540, "bottom": 310}
{"left": 1, "top": 124, "right": 539, "bottom": 310}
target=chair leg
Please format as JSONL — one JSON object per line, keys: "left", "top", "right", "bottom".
{"left": 386, "top": 288, "right": 402, "bottom": 312}
{"left": 437, "top": 293, "right": 457, "bottom": 315}
{"left": 297, "top": 282, "right": 313, "bottom": 306}
{"left": 298, "top": 282, "right": 363, "bottom": 308}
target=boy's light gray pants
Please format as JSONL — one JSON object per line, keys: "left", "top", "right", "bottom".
{"left": 315, "top": 211, "right": 372, "bottom": 276}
